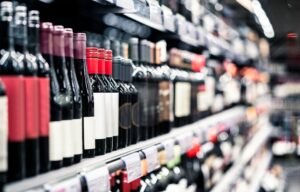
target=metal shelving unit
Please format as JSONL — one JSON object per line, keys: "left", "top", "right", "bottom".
{"left": 4, "top": 106, "right": 245, "bottom": 192}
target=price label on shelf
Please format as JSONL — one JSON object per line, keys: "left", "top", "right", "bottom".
{"left": 121, "top": 153, "right": 142, "bottom": 182}
{"left": 162, "top": 139, "right": 174, "bottom": 162}
{"left": 48, "top": 176, "right": 82, "bottom": 192}
{"left": 177, "top": 133, "right": 193, "bottom": 154}
{"left": 84, "top": 166, "right": 110, "bottom": 192}
{"left": 142, "top": 146, "right": 160, "bottom": 173}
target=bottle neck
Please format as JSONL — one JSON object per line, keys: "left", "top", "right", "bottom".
{"left": 28, "top": 27, "right": 40, "bottom": 55}
{"left": 14, "top": 24, "right": 28, "bottom": 53}
{"left": 0, "top": 20, "right": 14, "bottom": 51}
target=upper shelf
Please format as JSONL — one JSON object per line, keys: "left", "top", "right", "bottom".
{"left": 4, "top": 106, "right": 245, "bottom": 192}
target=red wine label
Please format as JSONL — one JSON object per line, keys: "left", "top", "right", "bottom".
{"left": 24, "top": 77, "right": 39, "bottom": 139}
{"left": 49, "top": 121, "right": 63, "bottom": 161}
{"left": 1, "top": 76, "right": 25, "bottom": 141}
{"left": 83, "top": 116, "right": 95, "bottom": 150}
{"left": 61, "top": 120, "right": 74, "bottom": 158}
{"left": 0, "top": 95, "right": 8, "bottom": 171}
{"left": 72, "top": 118, "right": 82, "bottom": 155}
{"left": 39, "top": 78, "right": 50, "bottom": 137}
{"left": 94, "top": 93, "right": 107, "bottom": 140}
{"left": 112, "top": 93, "right": 119, "bottom": 137}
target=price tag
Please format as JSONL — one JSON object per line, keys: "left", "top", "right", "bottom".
{"left": 116, "top": 0, "right": 135, "bottom": 10}
{"left": 177, "top": 133, "right": 193, "bottom": 154}
{"left": 162, "top": 140, "right": 174, "bottom": 161}
{"left": 142, "top": 146, "right": 159, "bottom": 173}
{"left": 121, "top": 153, "right": 142, "bottom": 182}
{"left": 84, "top": 166, "right": 110, "bottom": 192}
{"left": 48, "top": 176, "right": 82, "bottom": 192}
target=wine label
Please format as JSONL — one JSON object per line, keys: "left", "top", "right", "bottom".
{"left": 94, "top": 93, "right": 106, "bottom": 140}
{"left": 49, "top": 176, "right": 82, "bottom": 192}
{"left": 121, "top": 153, "right": 142, "bottom": 182}
{"left": 162, "top": 140, "right": 174, "bottom": 162}
{"left": 1, "top": 76, "right": 25, "bottom": 141}
{"left": 205, "top": 77, "right": 215, "bottom": 107}
{"left": 49, "top": 121, "right": 63, "bottom": 161}
{"left": 142, "top": 146, "right": 159, "bottom": 173}
{"left": 83, "top": 116, "right": 95, "bottom": 150}
{"left": 175, "top": 82, "right": 191, "bottom": 117}
{"left": 84, "top": 166, "right": 110, "bottom": 192}
{"left": 61, "top": 120, "right": 74, "bottom": 158}
{"left": 104, "top": 93, "right": 114, "bottom": 138}
{"left": 0, "top": 96, "right": 8, "bottom": 171}
{"left": 24, "top": 77, "right": 39, "bottom": 139}
{"left": 197, "top": 90, "right": 209, "bottom": 112}
{"left": 72, "top": 118, "right": 82, "bottom": 155}
{"left": 169, "top": 83, "right": 174, "bottom": 122}
{"left": 39, "top": 78, "right": 50, "bottom": 137}
{"left": 112, "top": 93, "right": 119, "bottom": 137}
{"left": 159, "top": 81, "right": 171, "bottom": 122}
{"left": 212, "top": 94, "right": 224, "bottom": 112}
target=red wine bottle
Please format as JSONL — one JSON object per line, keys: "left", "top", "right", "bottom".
{"left": 112, "top": 57, "right": 129, "bottom": 149}
{"left": 14, "top": 5, "right": 39, "bottom": 177}
{"left": 0, "top": 80, "right": 8, "bottom": 186}
{"left": 104, "top": 50, "right": 119, "bottom": 153}
{"left": 0, "top": 1, "right": 26, "bottom": 181}
{"left": 74, "top": 33, "right": 95, "bottom": 158}
{"left": 52, "top": 25, "right": 74, "bottom": 166}
{"left": 64, "top": 28, "right": 83, "bottom": 163}
{"left": 86, "top": 47, "right": 106, "bottom": 155}
{"left": 28, "top": 11, "right": 51, "bottom": 173}
{"left": 40, "top": 22, "right": 63, "bottom": 170}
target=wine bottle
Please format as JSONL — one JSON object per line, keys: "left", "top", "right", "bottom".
{"left": 73, "top": 33, "right": 95, "bottom": 158}
{"left": 14, "top": 5, "right": 40, "bottom": 177}
{"left": 0, "top": 1, "right": 26, "bottom": 181}
{"left": 129, "top": 38, "right": 148, "bottom": 141}
{"left": 64, "top": 28, "right": 83, "bottom": 163}
{"left": 28, "top": 11, "right": 51, "bottom": 173}
{"left": 86, "top": 47, "right": 106, "bottom": 155}
{"left": 112, "top": 57, "right": 129, "bottom": 149}
{"left": 40, "top": 22, "right": 63, "bottom": 170}
{"left": 104, "top": 50, "right": 119, "bottom": 152}
{"left": 52, "top": 25, "right": 74, "bottom": 166}
{"left": 0, "top": 80, "right": 8, "bottom": 186}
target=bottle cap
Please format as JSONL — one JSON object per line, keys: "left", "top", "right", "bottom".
{"left": 28, "top": 10, "right": 39, "bottom": 28}
{"left": 111, "top": 40, "right": 120, "bottom": 56}
{"left": 64, "top": 28, "right": 74, "bottom": 57}
{"left": 74, "top": 33, "right": 86, "bottom": 59}
{"left": 97, "top": 48, "right": 105, "bottom": 75}
{"left": 105, "top": 50, "right": 113, "bottom": 75}
{"left": 112, "top": 56, "right": 122, "bottom": 80}
{"left": 53, "top": 25, "right": 64, "bottom": 57}
{"left": 40, "top": 22, "right": 53, "bottom": 55}
{"left": 126, "top": 59, "right": 134, "bottom": 83}
{"left": 129, "top": 38, "right": 139, "bottom": 62}
{"left": 86, "top": 47, "right": 98, "bottom": 74}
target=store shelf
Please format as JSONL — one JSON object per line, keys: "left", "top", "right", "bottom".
{"left": 211, "top": 120, "right": 272, "bottom": 192}
{"left": 123, "top": 13, "right": 166, "bottom": 32}
{"left": 4, "top": 106, "right": 245, "bottom": 192}
{"left": 248, "top": 152, "right": 272, "bottom": 192}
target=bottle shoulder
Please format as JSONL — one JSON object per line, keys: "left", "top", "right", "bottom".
{"left": 0, "top": 50, "right": 24, "bottom": 75}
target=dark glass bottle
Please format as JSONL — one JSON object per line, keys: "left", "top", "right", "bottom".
{"left": 28, "top": 12, "right": 51, "bottom": 173}
{"left": 14, "top": 5, "right": 40, "bottom": 177}
{"left": 73, "top": 33, "right": 95, "bottom": 158}
{"left": 129, "top": 38, "right": 147, "bottom": 141}
{"left": 125, "top": 59, "right": 139, "bottom": 145}
{"left": 0, "top": 1, "right": 25, "bottom": 181}
{"left": 40, "top": 22, "right": 63, "bottom": 170}
{"left": 52, "top": 25, "right": 74, "bottom": 166}
{"left": 112, "top": 57, "right": 129, "bottom": 149}
{"left": 104, "top": 50, "right": 119, "bottom": 152}
{"left": 64, "top": 28, "right": 83, "bottom": 163}
{"left": 86, "top": 47, "right": 106, "bottom": 156}
{"left": 0, "top": 80, "right": 8, "bottom": 186}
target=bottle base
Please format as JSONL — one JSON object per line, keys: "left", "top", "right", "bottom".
{"left": 63, "top": 157, "right": 74, "bottom": 166}
{"left": 74, "top": 154, "right": 82, "bottom": 163}
{"left": 8, "top": 141, "right": 25, "bottom": 182}
{"left": 25, "top": 138, "right": 39, "bottom": 177}
{"left": 95, "top": 139, "right": 106, "bottom": 156}
{"left": 50, "top": 160, "right": 63, "bottom": 170}
{"left": 83, "top": 149, "right": 95, "bottom": 158}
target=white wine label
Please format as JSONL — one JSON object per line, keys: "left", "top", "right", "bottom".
{"left": 121, "top": 153, "right": 142, "bottom": 182}
{"left": 85, "top": 166, "right": 110, "bottom": 192}
{"left": 111, "top": 93, "right": 119, "bottom": 137}
{"left": 84, "top": 116, "right": 95, "bottom": 150}
{"left": 104, "top": 93, "right": 113, "bottom": 138}
{"left": 143, "top": 146, "right": 160, "bottom": 173}
{"left": 49, "top": 121, "right": 63, "bottom": 161}
{"left": 94, "top": 93, "right": 106, "bottom": 139}
{"left": 0, "top": 96, "right": 8, "bottom": 171}
{"left": 61, "top": 120, "right": 74, "bottom": 158}
{"left": 162, "top": 140, "right": 174, "bottom": 162}
{"left": 49, "top": 176, "right": 82, "bottom": 192}
{"left": 175, "top": 82, "right": 191, "bottom": 117}
{"left": 72, "top": 118, "right": 82, "bottom": 155}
